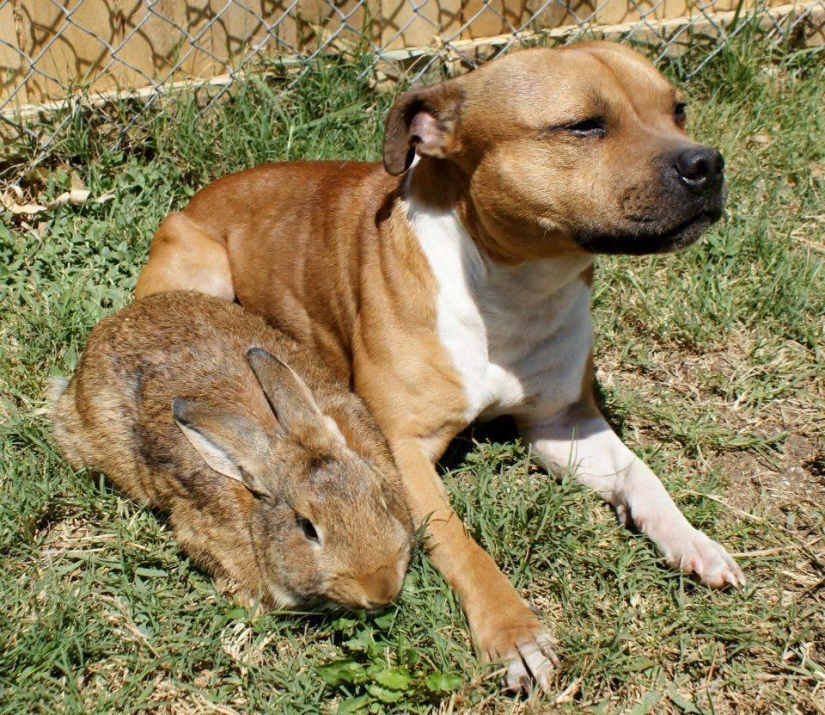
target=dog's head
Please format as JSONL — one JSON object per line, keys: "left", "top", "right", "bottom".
{"left": 383, "top": 42, "right": 724, "bottom": 258}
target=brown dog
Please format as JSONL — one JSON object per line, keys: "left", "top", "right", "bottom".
{"left": 135, "top": 41, "right": 743, "bottom": 692}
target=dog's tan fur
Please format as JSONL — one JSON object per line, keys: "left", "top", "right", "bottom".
{"left": 135, "top": 42, "right": 741, "bottom": 691}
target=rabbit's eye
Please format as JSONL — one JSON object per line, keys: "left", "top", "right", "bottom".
{"left": 297, "top": 516, "right": 320, "bottom": 544}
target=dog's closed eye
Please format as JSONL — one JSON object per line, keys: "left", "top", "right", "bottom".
{"left": 565, "top": 117, "right": 606, "bottom": 138}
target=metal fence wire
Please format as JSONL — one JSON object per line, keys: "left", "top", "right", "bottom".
{"left": 1, "top": 0, "right": 823, "bottom": 180}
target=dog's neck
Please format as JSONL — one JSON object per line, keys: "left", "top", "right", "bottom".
{"left": 402, "top": 158, "right": 594, "bottom": 290}
{"left": 402, "top": 162, "right": 593, "bottom": 314}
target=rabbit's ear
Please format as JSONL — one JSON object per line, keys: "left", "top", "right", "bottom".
{"left": 246, "top": 348, "right": 325, "bottom": 434}
{"left": 172, "top": 397, "right": 272, "bottom": 497}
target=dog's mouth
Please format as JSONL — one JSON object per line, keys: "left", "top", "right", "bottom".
{"left": 574, "top": 208, "right": 722, "bottom": 256}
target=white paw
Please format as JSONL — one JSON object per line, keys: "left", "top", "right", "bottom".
{"left": 479, "top": 613, "right": 559, "bottom": 694}
{"left": 502, "top": 632, "right": 559, "bottom": 694}
{"left": 656, "top": 525, "right": 745, "bottom": 588}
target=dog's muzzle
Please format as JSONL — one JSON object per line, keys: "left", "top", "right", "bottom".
{"left": 574, "top": 145, "right": 726, "bottom": 256}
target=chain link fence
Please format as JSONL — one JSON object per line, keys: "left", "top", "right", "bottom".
{"left": 1, "top": 0, "right": 823, "bottom": 181}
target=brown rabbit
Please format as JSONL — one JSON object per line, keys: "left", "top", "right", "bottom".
{"left": 51, "top": 291, "right": 413, "bottom": 611}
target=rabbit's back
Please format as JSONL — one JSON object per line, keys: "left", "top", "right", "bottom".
{"left": 52, "top": 293, "right": 285, "bottom": 503}
{"left": 53, "top": 292, "right": 400, "bottom": 501}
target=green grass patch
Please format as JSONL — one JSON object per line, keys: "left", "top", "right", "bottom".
{"left": 1, "top": 35, "right": 823, "bottom": 714}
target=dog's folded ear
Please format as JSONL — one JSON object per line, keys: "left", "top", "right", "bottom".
{"left": 382, "top": 83, "right": 464, "bottom": 176}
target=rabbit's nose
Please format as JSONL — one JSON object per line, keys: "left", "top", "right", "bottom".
{"left": 354, "top": 563, "right": 405, "bottom": 609}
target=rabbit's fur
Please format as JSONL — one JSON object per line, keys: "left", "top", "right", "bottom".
{"left": 51, "top": 291, "right": 413, "bottom": 610}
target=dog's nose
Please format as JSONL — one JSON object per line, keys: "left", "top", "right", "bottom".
{"left": 675, "top": 147, "right": 724, "bottom": 195}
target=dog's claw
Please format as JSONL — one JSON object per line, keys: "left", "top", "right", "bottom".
{"left": 497, "top": 631, "right": 559, "bottom": 694}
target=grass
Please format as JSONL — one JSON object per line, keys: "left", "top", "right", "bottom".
{"left": 1, "top": 29, "right": 824, "bottom": 714}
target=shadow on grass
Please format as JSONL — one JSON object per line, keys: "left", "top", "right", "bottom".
{"left": 437, "top": 374, "right": 629, "bottom": 478}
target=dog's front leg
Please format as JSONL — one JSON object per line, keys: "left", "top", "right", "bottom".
{"left": 393, "top": 439, "right": 558, "bottom": 693}
{"left": 520, "top": 403, "right": 744, "bottom": 588}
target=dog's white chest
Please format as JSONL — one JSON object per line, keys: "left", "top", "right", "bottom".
{"left": 408, "top": 198, "right": 594, "bottom": 424}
